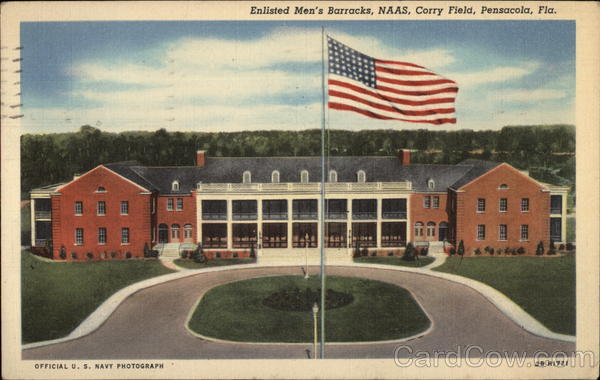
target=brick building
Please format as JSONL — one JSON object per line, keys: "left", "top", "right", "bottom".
{"left": 30, "top": 150, "right": 568, "bottom": 261}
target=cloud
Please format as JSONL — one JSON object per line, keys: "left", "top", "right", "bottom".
{"left": 450, "top": 65, "right": 536, "bottom": 87}
{"left": 493, "top": 88, "right": 568, "bottom": 102}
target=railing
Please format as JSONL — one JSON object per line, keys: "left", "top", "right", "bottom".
{"left": 292, "top": 212, "right": 318, "bottom": 220}
{"left": 381, "top": 239, "right": 406, "bottom": 247}
{"left": 232, "top": 240, "right": 257, "bottom": 248}
{"left": 263, "top": 212, "right": 288, "bottom": 220}
{"left": 382, "top": 211, "right": 407, "bottom": 219}
{"left": 202, "top": 238, "right": 227, "bottom": 248}
{"left": 351, "top": 240, "right": 377, "bottom": 248}
{"left": 197, "top": 181, "right": 412, "bottom": 193}
{"left": 232, "top": 212, "right": 257, "bottom": 220}
{"left": 326, "top": 211, "right": 347, "bottom": 219}
{"left": 352, "top": 212, "right": 377, "bottom": 220}
{"left": 34, "top": 210, "right": 51, "bottom": 219}
{"left": 262, "top": 239, "right": 287, "bottom": 248}
{"left": 202, "top": 213, "right": 227, "bottom": 220}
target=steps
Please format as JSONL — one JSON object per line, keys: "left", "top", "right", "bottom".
{"left": 154, "top": 243, "right": 197, "bottom": 258}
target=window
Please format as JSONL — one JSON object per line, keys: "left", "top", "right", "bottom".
{"left": 184, "top": 224, "right": 193, "bottom": 239}
{"left": 74, "top": 201, "right": 83, "bottom": 215}
{"left": 521, "top": 198, "right": 530, "bottom": 212}
{"left": 326, "top": 222, "right": 347, "bottom": 248}
{"left": 356, "top": 170, "right": 366, "bottom": 183}
{"left": 477, "top": 225, "right": 486, "bottom": 241}
{"left": 262, "top": 199, "right": 287, "bottom": 220}
{"left": 550, "top": 218, "right": 562, "bottom": 242}
{"left": 96, "top": 186, "right": 106, "bottom": 193}
{"left": 499, "top": 198, "right": 508, "bottom": 212}
{"left": 98, "top": 227, "right": 107, "bottom": 245}
{"left": 262, "top": 223, "right": 287, "bottom": 248}
{"left": 499, "top": 184, "right": 509, "bottom": 190}
{"left": 121, "top": 227, "right": 130, "bottom": 244}
{"left": 202, "top": 200, "right": 227, "bottom": 220}
{"left": 550, "top": 195, "right": 562, "bottom": 214}
{"left": 326, "top": 199, "right": 347, "bottom": 219}
{"left": 176, "top": 198, "right": 183, "bottom": 211}
{"left": 202, "top": 224, "right": 227, "bottom": 248}
{"left": 426, "top": 222, "right": 436, "bottom": 237}
{"left": 381, "top": 222, "right": 406, "bottom": 247}
{"left": 75, "top": 228, "right": 84, "bottom": 245}
{"left": 167, "top": 198, "right": 174, "bottom": 211}
{"left": 352, "top": 199, "right": 377, "bottom": 220}
{"left": 432, "top": 196, "right": 440, "bottom": 209}
{"left": 328, "top": 170, "right": 338, "bottom": 183}
{"left": 120, "top": 201, "right": 129, "bottom": 215}
{"left": 232, "top": 200, "right": 257, "bottom": 220}
{"left": 171, "top": 181, "right": 180, "bottom": 191}
{"left": 300, "top": 170, "right": 309, "bottom": 183}
{"left": 427, "top": 178, "right": 435, "bottom": 190}
{"left": 520, "top": 225, "right": 529, "bottom": 241}
{"left": 499, "top": 224, "right": 507, "bottom": 241}
{"left": 293, "top": 199, "right": 318, "bottom": 220}
{"left": 423, "top": 196, "right": 431, "bottom": 209}
{"left": 414, "top": 222, "right": 424, "bottom": 237}
{"left": 477, "top": 198, "right": 486, "bottom": 213}
{"left": 271, "top": 170, "right": 280, "bottom": 183}
{"left": 171, "top": 224, "right": 180, "bottom": 240}
{"left": 352, "top": 222, "right": 376, "bottom": 247}
{"left": 382, "top": 198, "right": 407, "bottom": 219}
{"left": 243, "top": 171, "right": 252, "bottom": 184}
{"left": 292, "top": 223, "right": 318, "bottom": 248}
{"left": 97, "top": 201, "right": 106, "bottom": 216}
{"left": 233, "top": 223, "right": 258, "bottom": 248}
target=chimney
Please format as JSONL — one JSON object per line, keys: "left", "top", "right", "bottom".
{"left": 196, "top": 150, "right": 206, "bottom": 167}
{"left": 398, "top": 149, "right": 411, "bottom": 166}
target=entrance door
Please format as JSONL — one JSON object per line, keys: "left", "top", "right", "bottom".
{"left": 158, "top": 224, "right": 169, "bottom": 243}
{"left": 439, "top": 222, "right": 448, "bottom": 241}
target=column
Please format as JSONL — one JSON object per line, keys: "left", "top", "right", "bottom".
{"left": 561, "top": 193, "right": 568, "bottom": 243}
{"left": 257, "top": 198, "right": 263, "bottom": 254}
{"left": 376, "top": 198, "right": 382, "bottom": 249}
{"left": 287, "top": 199, "right": 293, "bottom": 250}
{"left": 30, "top": 198, "right": 36, "bottom": 246}
{"left": 226, "top": 199, "right": 232, "bottom": 249}
{"left": 346, "top": 197, "right": 353, "bottom": 255}
{"left": 196, "top": 196, "right": 202, "bottom": 244}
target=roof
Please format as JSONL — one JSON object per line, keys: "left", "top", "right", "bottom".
{"left": 94, "top": 157, "right": 502, "bottom": 195}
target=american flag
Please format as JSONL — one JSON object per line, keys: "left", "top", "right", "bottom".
{"left": 327, "top": 37, "right": 458, "bottom": 125}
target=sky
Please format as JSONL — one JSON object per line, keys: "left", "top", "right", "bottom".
{"left": 20, "top": 20, "right": 575, "bottom": 134}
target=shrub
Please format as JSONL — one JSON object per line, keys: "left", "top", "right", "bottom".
{"left": 370, "top": 250, "right": 376, "bottom": 257}
{"left": 151, "top": 250, "right": 159, "bottom": 258}
{"left": 559, "top": 243, "right": 565, "bottom": 251}
{"left": 489, "top": 247, "right": 495, "bottom": 255}
{"left": 511, "top": 248, "right": 517, "bottom": 256}
{"left": 361, "top": 248, "right": 368, "bottom": 257}
{"left": 420, "top": 247, "right": 428, "bottom": 256}
{"left": 86, "top": 252, "right": 93, "bottom": 260}
{"left": 484, "top": 246, "right": 491, "bottom": 254}
{"left": 125, "top": 251, "right": 132, "bottom": 259}
{"left": 536, "top": 241, "right": 544, "bottom": 255}
{"left": 215, "top": 252, "right": 221, "bottom": 259}
{"left": 71, "top": 252, "right": 77, "bottom": 260}
{"left": 233, "top": 252, "right": 238, "bottom": 258}
{"left": 548, "top": 241, "right": 557, "bottom": 255}
{"left": 474, "top": 248, "right": 482, "bottom": 255}
{"left": 180, "top": 250, "right": 188, "bottom": 259}
{"left": 566, "top": 242, "right": 575, "bottom": 251}
{"left": 402, "top": 243, "right": 416, "bottom": 261}
{"left": 457, "top": 240, "right": 464, "bottom": 256}
{"left": 143, "top": 242, "right": 151, "bottom": 258}
{"left": 110, "top": 251, "right": 116, "bottom": 259}
{"left": 449, "top": 247, "right": 456, "bottom": 255}
{"left": 250, "top": 245, "right": 256, "bottom": 259}
{"left": 193, "top": 245, "right": 207, "bottom": 263}
{"left": 387, "top": 251, "right": 394, "bottom": 257}
{"left": 59, "top": 245, "right": 67, "bottom": 260}
{"left": 517, "top": 247, "right": 525, "bottom": 255}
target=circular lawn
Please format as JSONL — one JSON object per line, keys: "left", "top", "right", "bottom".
{"left": 187, "top": 275, "right": 430, "bottom": 343}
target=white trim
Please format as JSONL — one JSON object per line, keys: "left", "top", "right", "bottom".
{"left": 56, "top": 165, "right": 150, "bottom": 193}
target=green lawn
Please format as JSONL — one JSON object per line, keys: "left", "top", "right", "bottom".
{"left": 188, "top": 275, "right": 430, "bottom": 342}
{"left": 173, "top": 258, "right": 256, "bottom": 269}
{"left": 353, "top": 256, "right": 435, "bottom": 267}
{"left": 21, "top": 251, "right": 175, "bottom": 343}
{"left": 433, "top": 255, "right": 575, "bottom": 335}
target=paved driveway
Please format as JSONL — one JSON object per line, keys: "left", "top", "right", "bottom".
{"left": 23, "top": 266, "right": 575, "bottom": 359}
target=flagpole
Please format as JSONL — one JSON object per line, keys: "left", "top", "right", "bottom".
{"left": 319, "top": 25, "right": 326, "bottom": 359}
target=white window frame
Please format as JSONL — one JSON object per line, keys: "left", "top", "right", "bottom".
{"left": 329, "top": 170, "right": 338, "bottom": 183}
{"left": 426, "top": 222, "right": 436, "bottom": 237}
{"left": 427, "top": 178, "right": 435, "bottom": 190}
{"left": 96, "top": 186, "right": 106, "bottom": 193}
{"left": 521, "top": 198, "right": 529, "bottom": 212}
{"left": 520, "top": 224, "right": 529, "bottom": 241}
{"left": 97, "top": 201, "right": 106, "bottom": 216}
{"left": 432, "top": 196, "right": 440, "bottom": 209}
{"left": 75, "top": 228, "right": 84, "bottom": 245}
{"left": 477, "top": 198, "right": 486, "bottom": 213}
{"left": 171, "top": 224, "right": 180, "bottom": 239}
{"left": 477, "top": 225, "right": 486, "bottom": 241}
{"left": 167, "top": 198, "right": 174, "bottom": 211}
{"left": 171, "top": 181, "right": 180, "bottom": 191}
{"left": 120, "top": 201, "right": 129, "bottom": 215}
{"left": 176, "top": 198, "right": 183, "bottom": 211}
{"left": 98, "top": 227, "right": 107, "bottom": 245}
{"left": 423, "top": 196, "right": 431, "bottom": 209}
{"left": 499, "top": 198, "right": 508, "bottom": 212}
{"left": 243, "top": 171, "right": 252, "bottom": 184}
{"left": 414, "top": 222, "right": 424, "bottom": 237}
{"left": 184, "top": 224, "right": 193, "bottom": 239}
{"left": 499, "top": 224, "right": 507, "bottom": 241}
{"left": 74, "top": 201, "right": 83, "bottom": 216}
{"left": 300, "top": 170, "right": 309, "bottom": 183}
{"left": 271, "top": 170, "right": 280, "bottom": 183}
{"left": 356, "top": 170, "right": 366, "bottom": 183}
{"left": 121, "top": 227, "right": 130, "bottom": 244}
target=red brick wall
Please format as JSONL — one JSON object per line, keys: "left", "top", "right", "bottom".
{"left": 455, "top": 164, "right": 549, "bottom": 255}
{"left": 410, "top": 193, "right": 450, "bottom": 242}
{"left": 155, "top": 193, "right": 197, "bottom": 243}
{"left": 51, "top": 166, "right": 152, "bottom": 261}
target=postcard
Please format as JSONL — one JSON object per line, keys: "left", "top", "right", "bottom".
{"left": 1, "top": 1, "right": 599, "bottom": 379}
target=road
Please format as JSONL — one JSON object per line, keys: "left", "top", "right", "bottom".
{"left": 23, "top": 266, "right": 575, "bottom": 359}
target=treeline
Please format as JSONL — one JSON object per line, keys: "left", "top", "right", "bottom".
{"left": 21, "top": 124, "right": 575, "bottom": 197}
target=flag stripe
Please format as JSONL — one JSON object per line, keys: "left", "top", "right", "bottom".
{"left": 327, "top": 37, "right": 458, "bottom": 124}
{"left": 329, "top": 102, "right": 457, "bottom": 124}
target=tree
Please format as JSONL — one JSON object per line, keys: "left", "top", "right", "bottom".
{"left": 536, "top": 241, "right": 545, "bottom": 255}
{"left": 193, "top": 244, "right": 206, "bottom": 263}
{"left": 402, "top": 243, "right": 416, "bottom": 261}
